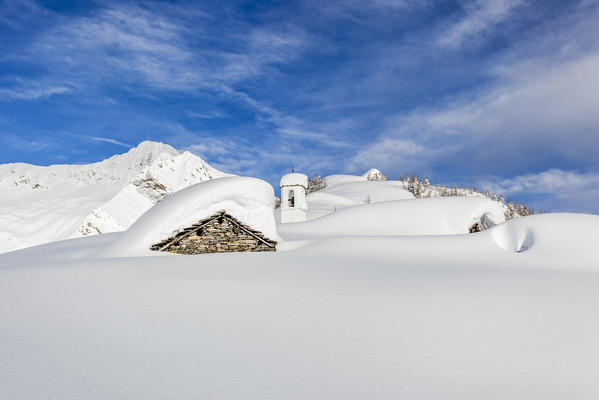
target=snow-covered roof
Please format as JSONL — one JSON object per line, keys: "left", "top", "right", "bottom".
{"left": 280, "top": 173, "right": 308, "bottom": 188}
{"left": 103, "top": 177, "right": 279, "bottom": 256}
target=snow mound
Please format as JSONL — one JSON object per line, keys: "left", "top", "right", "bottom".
{"left": 279, "top": 196, "right": 505, "bottom": 239}
{"left": 104, "top": 177, "right": 279, "bottom": 257}
{"left": 489, "top": 213, "right": 599, "bottom": 258}
{"left": 280, "top": 172, "right": 308, "bottom": 187}
{"left": 320, "top": 175, "right": 413, "bottom": 203}
{"left": 295, "top": 174, "right": 414, "bottom": 220}
{"left": 325, "top": 174, "right": 367, "bottom": 186}
{"left": 362, "top": 168, "right": 386, "bottom": 181}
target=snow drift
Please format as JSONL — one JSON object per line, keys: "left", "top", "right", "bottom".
{"left": 489, "top": 212, "right": 599, "bottom": 260}
{"left": 279, "top": 196, "right": 505, "bottom": 239}
{"left": 104, "top": 176, "right": 279, "bottom": 257}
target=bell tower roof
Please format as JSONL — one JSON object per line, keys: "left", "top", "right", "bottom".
{"left": 280, "top": 173, "right": 308, "bottom": 188}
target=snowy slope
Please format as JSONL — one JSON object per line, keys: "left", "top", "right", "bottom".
{"left": 1, "top": 172, "right": 599, "bottom": 398}
{"left": 1, "top": 205, "right": 599, "bottom": 399}
{"left": 278, "top": 196, "right": 505, "bottom": 240}
{"left": 286, "top": 170, "right": 528, "bottom": 225}
{"left": 0, "top": 141, "right": 229, "bottom": 253}
{"left": 300, "top": 173, "right": 415, "bottom": 220}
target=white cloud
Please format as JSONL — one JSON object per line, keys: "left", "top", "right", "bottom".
{"left": 1, "top": 134, "right": 53, "bottom": 152}
{"left": 311, "top": 0, "right": 427, "bottom": 20}
{"left": 15, "top": 3, "right": 308, "bottom": 97}
{"left": 352, "top": 47, "right": 599, "bottom": 176}
{"left": 352, "top": 138, "right": 439, "bottom": 173}
{"left": 165, "top": 117, "right": 347, "bottom": 179}
{"left": 0, "top": 79, "right": 71, "bottom": 100}
{"left": 186, "top": 110, "right": 227, "bottom": 120}
{"left": 220, "top": 86, "right": 352, "bottom": 149}
{"left": 438, "top": 0, "right": 524, "bottom": 48}
{"left": 480, "top": 169, "right": 599, "bottom": 195}
{"left": 90, "top": 137, "right": 131, "bottom": 148}
{"left": 29, "top": 4, "right": 198, "bottom": 91}
{"left": 478, "top": 169, "right": 599, "bottom": 213}
{"left": 0, "top": 0, "right": 43, "bottom": 28}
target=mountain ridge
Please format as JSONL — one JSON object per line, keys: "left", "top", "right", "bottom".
{"left": 0, "top": 141, "right": 230, "bottom": 253}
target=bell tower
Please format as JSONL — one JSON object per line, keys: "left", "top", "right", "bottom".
{"left": 280, "top": 170, "right": 308, "bottom": 223}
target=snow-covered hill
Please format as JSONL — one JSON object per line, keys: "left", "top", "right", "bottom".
{"left": 0, "top": 141, "right": 229, "bottom": 253}
{"left": 1, "top": 174, "right": 598, "bottom": 399}
{"left": 294, "top": 170, "right": 530, "bottom": 223}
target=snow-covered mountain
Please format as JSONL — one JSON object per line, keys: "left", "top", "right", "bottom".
{"left": 0, "top": 141, "right": 230, "bottom": 253}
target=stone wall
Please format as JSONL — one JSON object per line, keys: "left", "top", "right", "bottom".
{"left": 161, "top": 216, "right": 275, "bottom": 254}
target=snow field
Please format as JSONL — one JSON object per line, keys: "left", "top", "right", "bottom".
{"left": 1, "top": 169, "right": 599, "bottom": 399}
{"left": 1, "top": 243, "right": 599, "bottom": 399}
{"left": 279, "top": 196, "right": 506, "bottom": 240}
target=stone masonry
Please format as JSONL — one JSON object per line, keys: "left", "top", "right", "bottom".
{"left": 150, "top": 211, "right": 277, "bottom": 254}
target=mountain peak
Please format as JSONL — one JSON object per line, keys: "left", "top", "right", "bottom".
{"left": 132, "top": 141, "right": 179, "bottom": 156}
{"left": 0, "top": 140, "right": 228, "bottom": 253}
{"left": 111, "top": 141, "right": 179, "bottom": 168}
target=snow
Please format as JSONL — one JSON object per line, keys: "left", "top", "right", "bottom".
{"left": 103, "top": 176, "right": 279, "bottom": 257}
{"left": 0, "top": 141, "right": 229, "bottom": 253}
{"left": 279, "top": 172, "right": 308, "bottom": 187}
{"left": 2, "top": 171, "right": 599, "bottom": 399}
{"left": 293, "top": 173, "right": 415, "bottom": 220}
{"left": 362, "top": 167, "right": 386, "bottom": 181}
{"left": 278, "top": 196, "right": 506, "bottom": 240}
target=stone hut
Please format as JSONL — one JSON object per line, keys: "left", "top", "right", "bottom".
{"left": 150, "top": 210, "right": 277, "bottom": 254}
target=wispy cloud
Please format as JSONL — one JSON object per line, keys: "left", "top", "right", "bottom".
{"left": 477, "top": 169, "right": 599, "bottom": 213}
{"left": 13, "top": 3, "right": 309, "bottom": 97}
{"left": 165, "top": 114, "right": 350, "bottom": 180}
{"left": 215, "top": 27, "right": 309, "bottom": 83}
{"left": 1, "top": 133, "right": 53, "bottom": 152}
{"left": 438, "top": 0, "right": 524, "bottom": 48}
{"left": 28, "top": 4, "right": 199, "bottom": 91}
{"left": 185, "top": 110, "right": 228, "bottom": 120}
{"left": 219, "top": 85, "right": 354, "bottom": 150}
{"left": 0, "top": 79, "right": 72, "bottom": 100}
{"left": 0, "top": 0, "right": 43, "bottom": 28}
{"left": 309, "top": 0, "right": 428, "bottom": 21}
{"left": 90, "top": 137, "right": 131, "bottom": 148}
{"left": 480, "top": 169, "right": 599, "bottom": 195}
{"left": 352, "top": 137, "right": 449, "bottom": 175}
{"left": 353, "top": 3, "right": 599, "bottom": 178}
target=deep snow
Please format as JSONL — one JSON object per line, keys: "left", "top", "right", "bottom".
{"left": 1, "top": 171, "right": 599, "bottom": 399}
{"left": 104, "top": 176, "right": 279, "bottom": 257}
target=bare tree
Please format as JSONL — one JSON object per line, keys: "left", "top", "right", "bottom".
{"left": 307, "top": 174, "right": 328, "bottom": 194}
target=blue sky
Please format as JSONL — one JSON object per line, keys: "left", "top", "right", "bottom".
{"left": 1, "top": 0, "right": 599, "bottom": 213}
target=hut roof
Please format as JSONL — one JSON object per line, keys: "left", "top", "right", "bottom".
{"left": 103, "top": 177, "right": 279, "bottom": 257}
{"left": 150, "top": 210, "right": 277, "bottom": 252}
